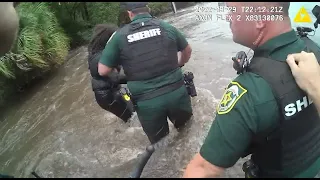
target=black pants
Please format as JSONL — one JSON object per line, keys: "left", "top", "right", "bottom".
{"left": 94, "top": 89, "right": 133, "bottom": 122}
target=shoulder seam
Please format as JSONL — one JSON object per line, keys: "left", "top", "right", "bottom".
{"left": 106, "top": 31, "right": 117, "bottom": 44}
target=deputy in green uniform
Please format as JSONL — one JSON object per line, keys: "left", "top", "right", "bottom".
{"left": 98, "top": 2, "right": 193, "bottom": 144}
{"left": 183, "top": 2, "right": 320, "bottom": 178}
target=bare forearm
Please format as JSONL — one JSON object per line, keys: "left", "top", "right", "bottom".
{"left": 183, "top": 153, "right": 224, "bottom": 178}
{"left": 183, "top": 164, "right": 221, "bottom": 178}
{"left": 98, "top": 62, "right": 113, "bottom": 77}
{"left": 178, "top": 52, "right": 190, "bottom": 66}
{"left": 308, "top": 84, "right": 320, "bottom": 113}
{"left": 178, "top": 45, "right": 192, "bottom": 66}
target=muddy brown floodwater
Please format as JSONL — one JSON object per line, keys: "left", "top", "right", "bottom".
{"left": 0, "top": 2, "right": 252, "bottom": 178}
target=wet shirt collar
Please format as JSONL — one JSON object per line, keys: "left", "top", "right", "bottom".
{"left": 132, "top": 13, "right": 152, "bottom": 22}
{"left": 254, "top": 30, "right": 298, "bottom": 56}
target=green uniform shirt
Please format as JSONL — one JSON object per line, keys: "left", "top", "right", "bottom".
{"left": 99, "top": 14, "right": 189, "bottom": 96}
{"left": 200, "top": 30, "right": 320, "bottom": 177}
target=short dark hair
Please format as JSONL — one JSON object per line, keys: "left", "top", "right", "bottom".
{"left": 118, "top": 8, "right": 131, "bottom": 27}
{"left": 131, "top": 6, "right": 150, "bottom": 14}
{"left": 124, "top": 2, "right": 148, "bottom": 11}
{"left": 88, "top": 24, "right": 118, "bottom": 55}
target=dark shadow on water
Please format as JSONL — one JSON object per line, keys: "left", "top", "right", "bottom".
{"left": 0, "top": 47, "right": 86, "bottom": 122}
{"left": 0, "top": 69, "right": 60, "bottom": 122}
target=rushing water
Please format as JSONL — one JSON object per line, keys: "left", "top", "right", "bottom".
{"left": 1, "top": 2, "right": 320, "bottom": 178}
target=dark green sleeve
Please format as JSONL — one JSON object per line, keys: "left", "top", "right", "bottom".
{"left": 160, "top": 20, "right": 188, "bottom": 51}
{"left": 200, "top": 73, "right": 279, "bottom": 168}
{"left": 99, "top": 31, "right": 121, "bottom": 67}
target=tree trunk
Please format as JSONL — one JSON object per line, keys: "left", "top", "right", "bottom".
{"left": 83, "top": 2, "right": 90, "bottom": 21}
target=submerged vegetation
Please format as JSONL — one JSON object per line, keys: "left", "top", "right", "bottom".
{"left": 0, "top": 2, "right": 196, "bottom": 108}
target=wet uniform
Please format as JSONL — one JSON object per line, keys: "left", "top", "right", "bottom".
{"left": 200, "top": 30, "right": 320, "bottom": 177}
{"left": 88, "top": 49, "right": 133, "bottom": 122}
{"left": 99, "top": 13, "right": 193, "bottom": 144}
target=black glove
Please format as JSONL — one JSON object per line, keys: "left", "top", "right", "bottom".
{"left": 117, "top": 66, "right": 128, "bottom": 84}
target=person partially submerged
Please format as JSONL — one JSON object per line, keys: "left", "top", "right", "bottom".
{"left": 87, "top": 23, "right": 134, "bottom": 122}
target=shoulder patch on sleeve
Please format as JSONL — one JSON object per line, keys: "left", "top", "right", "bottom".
{"left": 217, "top": 81, "right": 247, "bottom": 115}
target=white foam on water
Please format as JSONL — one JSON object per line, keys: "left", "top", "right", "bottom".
{"left": 0, "top": 2, "right": 250, "bottom": 178}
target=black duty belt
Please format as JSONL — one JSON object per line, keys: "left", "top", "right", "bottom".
{"left": 132, "top": 79, "right": 184, "bottom": 102}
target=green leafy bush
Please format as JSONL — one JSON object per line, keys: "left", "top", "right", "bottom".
{"left": 0, "top": 2, "right": 70, "bottom": 107}
{"left": 87, "top": 2, "right": 120, "bottom": 25}
{"left": 148, "top": 2, "right": 172, "bottom": 16}
{"left": 16, "top": 2, "right": 70, "bottom": 69}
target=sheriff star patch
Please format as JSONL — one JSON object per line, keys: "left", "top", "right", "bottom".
{"left": 217, "top": 81, "right": 247, "bottom": 115}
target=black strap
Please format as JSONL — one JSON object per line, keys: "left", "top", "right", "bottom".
{"left": 132, "top": 79, "right": 184, "bottom": 102}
